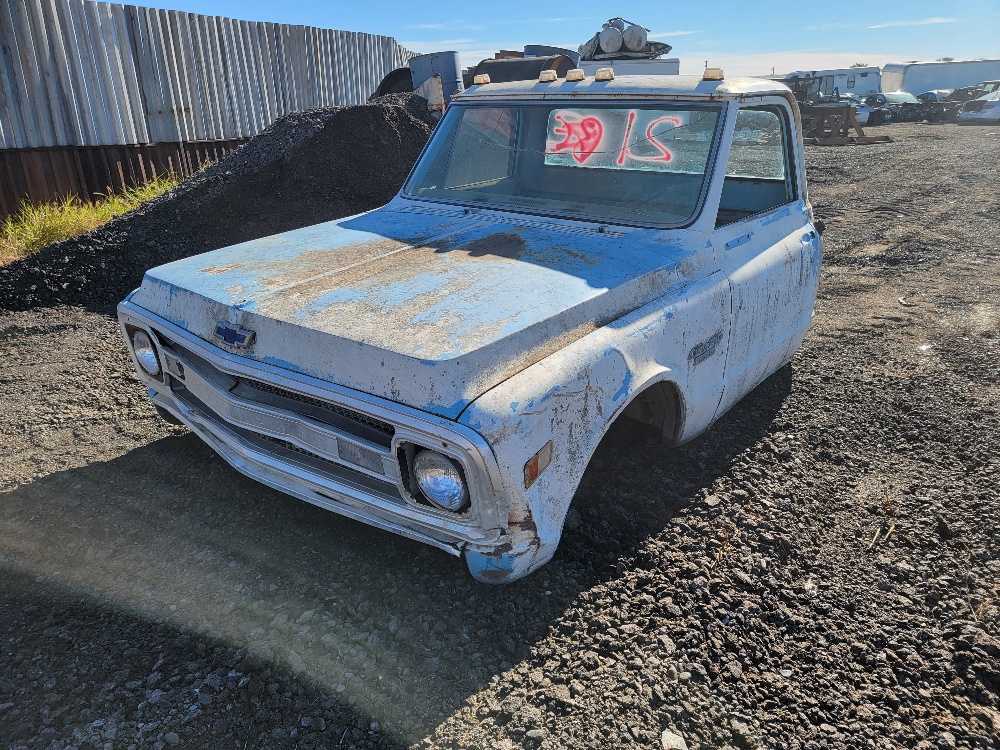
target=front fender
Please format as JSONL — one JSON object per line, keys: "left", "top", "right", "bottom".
{"left": 458, "top": 272, "right": 731, "bottom": 580}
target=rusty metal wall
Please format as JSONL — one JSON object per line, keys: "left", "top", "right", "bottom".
{"left": 0, "top": 0, "right": 416, "bottom": 149}
{"left": 0, "top": 139, "right": 248, "bottom": 218}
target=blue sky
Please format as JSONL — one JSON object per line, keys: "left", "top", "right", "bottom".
{"left": 131, "top": 0, "right": 999, "bottom": 75}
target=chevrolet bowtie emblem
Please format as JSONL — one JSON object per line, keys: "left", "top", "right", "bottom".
{"left": 215, "top": 321, "right": 256, "bottom": 348}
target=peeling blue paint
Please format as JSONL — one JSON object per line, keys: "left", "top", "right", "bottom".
{"left": 464, "top": 547, "right": 525, "bottom": 583}
{"left": 427, "top": 397, "right": 472, "bottom": 420}
{"left": 761, "top": 206, "right": 791, "bottom": 225}
{"left": 539, "top": 384, "right": 561, "bottom": 403}
{"left": 612, "top": 370, "right": 633, "bottom": 402}
{"left": 292, "top": 285, "right": 370, "bottom": 319}
{"left": 260, "top": 355, "right": 308, "bottom": 374}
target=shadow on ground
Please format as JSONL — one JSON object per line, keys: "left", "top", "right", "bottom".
{"left": 0, "top": 366, "right": 791, "bottom": 747}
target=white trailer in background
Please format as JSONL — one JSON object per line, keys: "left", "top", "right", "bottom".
{"left": 882, "top": 60, "right": 1000, "bottom": 93}
{"left": 784, "top": 67, "right": 881, "bottom": 96}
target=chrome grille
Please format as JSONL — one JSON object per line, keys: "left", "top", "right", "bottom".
{"left": 158, "top": 335, "right": 395, "bottom": 448}
{"left": 173, "top": 386, "right": 401, "bottom": 500}
{"left": 155, "top": 333, "right": 403, "bottom": 485}
{"left": 257, "top": 432, "right": 339, "bottom": 463}
{"left": 337, "top": 440, "right": 384, "bottom": 474}
{"left": 236, "top": 377, "right": 395, "bottom": 436}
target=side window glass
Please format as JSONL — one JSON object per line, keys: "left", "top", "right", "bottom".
{"left": 716, "top": 108, "right": 794, "bottom": 227}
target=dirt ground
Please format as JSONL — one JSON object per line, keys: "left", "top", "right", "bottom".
{"left": 0, "top": 123, "right": 998, "bottom": 750}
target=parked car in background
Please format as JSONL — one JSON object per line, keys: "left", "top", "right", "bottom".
{"left": 917, "top": 90, "right": 955, "bottom": 122}
{"left": 958, "top": 91, "right": 1000, "bottom": 123}
{"left": 875, "top": 92, "right": 924, "bottom": 122}
{"left": 950, "top": 84, "right": 985, "bottom": 102}
{"left": 935, "top": 83, "right": 994, "bottom": 121}
{"left": 917, "top": 89, "right": 954, "bottom": 103}
{"left": 840, "top": 93, "right": 870, "bottom": 126}
{"left": 949, "top": 80, "right": 1000, "bottom": 103}
{"left": 861, "top": 95, "right": 891, "bottom": 125}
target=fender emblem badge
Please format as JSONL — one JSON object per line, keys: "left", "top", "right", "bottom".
{"left": 215, "top": 321, "right": 256, "bottom": 348}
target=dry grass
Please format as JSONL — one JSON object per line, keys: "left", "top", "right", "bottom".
{"left": 0, "top": 174, "right": 181, "bottom": 265}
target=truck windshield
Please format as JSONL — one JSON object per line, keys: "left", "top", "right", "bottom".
{"left": 404, "top": 102, "right": 722, "bottom": 227}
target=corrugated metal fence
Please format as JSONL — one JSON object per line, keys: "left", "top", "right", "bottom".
{"left": 0, "top": 0, "right": 415, "bottom": 217}
{"left": 0, "top": 0, "right": 415, "bottom": 149}
{"left": 0, "top": 139, "right": 248, "bottom": 218}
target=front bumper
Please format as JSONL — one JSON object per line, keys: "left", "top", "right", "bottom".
{"left": 118, "top": 300, "right": 511, "bottom": 560}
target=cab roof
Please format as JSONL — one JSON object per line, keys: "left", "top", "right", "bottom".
{"left": 457, "top": 74, "right": 793, "bottom": 101}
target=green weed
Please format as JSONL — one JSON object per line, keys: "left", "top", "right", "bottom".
{"left": 0, "top": 173, "right": 181, "bottom": 265}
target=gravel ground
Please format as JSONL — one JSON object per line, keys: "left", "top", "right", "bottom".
{"left": 0, "top": 123, "right": 998, "bottom": 750}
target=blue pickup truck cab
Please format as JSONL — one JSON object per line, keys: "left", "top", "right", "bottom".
{"left": 118, "top": 70, "right": 821, "bottom": 583}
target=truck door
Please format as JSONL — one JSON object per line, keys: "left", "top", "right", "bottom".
{"left": 712, "top": 104, "right": 820, "bottom": 419}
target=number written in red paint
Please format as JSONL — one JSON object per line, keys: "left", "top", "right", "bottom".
{"left": 545, "top": 108, "right": 696, "bottom": 172}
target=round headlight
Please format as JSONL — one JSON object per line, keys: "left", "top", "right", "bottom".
{"left": 413, "top": 450, "right": 468, "bottom": 511}
{"left": 131, "top": 329, "right": 161, "bottom": 376}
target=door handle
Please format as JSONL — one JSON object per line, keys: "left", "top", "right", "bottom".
{"left": 724, "top": 232, "right": 753, "bottom": 252}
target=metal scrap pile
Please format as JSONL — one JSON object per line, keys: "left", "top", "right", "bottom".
{"left": 578, "top": 18, "right": 672, "bottom": 61}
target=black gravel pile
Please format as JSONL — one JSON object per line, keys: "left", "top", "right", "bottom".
{"left": 0, "top": 94, "right": 435, "bottom": 313}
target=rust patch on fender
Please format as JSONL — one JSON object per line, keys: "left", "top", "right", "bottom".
{"left": 508, "top": 505, "right": 538, "bottom": 536}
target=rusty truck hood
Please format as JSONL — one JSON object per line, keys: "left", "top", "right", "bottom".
{"left": 130, "top": 202, "right": 705, "bottom": 419}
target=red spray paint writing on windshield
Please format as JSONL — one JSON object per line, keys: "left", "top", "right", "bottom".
{"left": 549, "top": 110, "right": 682, "bottom": 166}
{"left": 616, "top": 112, "right": 683, "bottom": 165}
{"left": 551, "top": 114, "right": 604, "bottom": 164}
